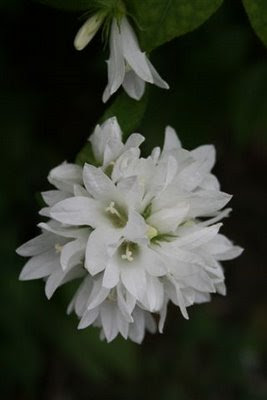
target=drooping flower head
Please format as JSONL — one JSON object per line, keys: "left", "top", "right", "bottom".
{"left": 74, "top": 9, "right": 169, "bottom": 102}
{"left": 17, "top": 117, "right": 243, "bottom": 343}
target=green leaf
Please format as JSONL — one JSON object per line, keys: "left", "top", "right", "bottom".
{"left": 76, "top": 89, "right": 148, "bottom": 165}
{"left": 243, "top": 0, "right": 267, "bottom": 47}
{"left": 125, "top": 0, "right": 224, "bottom": 51}
{"left": 99, "top": 89, "right": 148, "bottom": 135}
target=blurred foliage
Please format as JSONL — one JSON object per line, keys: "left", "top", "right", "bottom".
{"left": 0, "top": 0, "right": 267, "bottom": 399}
{"left": 76, "top": 90, "right": 148, "bottom": 165}
{"left": 125, "top": 0, "right": 223, "bottom": 51}
{"left": 243, "top": 0, "right": 267, "bottom": 47}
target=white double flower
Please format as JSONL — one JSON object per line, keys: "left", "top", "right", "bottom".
{"left": 17, "top": 117, "right": 243, "bottom": 343}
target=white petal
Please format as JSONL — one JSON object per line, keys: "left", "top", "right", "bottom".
{"left": 67, "top": 276, "right": 93, "bottom": 316}
{"left": 199, "top": 208, "right": 232, "bottom": 227}
{"left": 78, "top": 309, "right": 99, "bottom": 329}
{"left": 162, "top": 126, "right": 181, "bottom": 153}
{"left": 129, "top": 308, "right": 145, "bottom": 344}
{"left": 19, "top": 250, "right": 59, "bottom": 280}
{"left": 205, "top": 234, "right": 243, "bottom": 260}
{"left": 191, "top": 144, "right": 216, "bottom": 170}
{"left": 120, "top": 17, "right": 153, "bottom": 83}
{"left": 124, "top": 210, "right": 147, "bottom": 242}
{"left": 117, "top": 285, "right": 135, "bottom": 322}
{"left": 86, "top": 279, "right": 109, "bottom": 310}
{"left": 146, "top": 57, "right": 169, "bottom": 89}
{"left": 175, "top": 223, "right": 222, "bottom": 250}
{"left": 142, "top": 246, "right": 166, "bottom": 276}
{"left": 143, "top": 275, "right": 164, "bottom": 312}
{"left": 90, "top": 117, "right": 123, "bottom": 164}
{"left": 41, "top": 190, "right": 70, "bottom": 206}
{"left": 121, "top": 264, "right": 146, "bottom": 300}
{"left": 85, "top": 226, "right": 121, "bottom": 275}
{"left": 187, "top": 191, "right": 232, "bottom": 218}
{"left": 50, "top": 196, "right": 103, "bottom": 227}
{"left": 100, "top": 302, "right": 119, "bottom": 342}
{"left": 102, "top": 259, "right": 120, "bottom": 289}
{"left": 83, "top": 164, "right": 117, "bottom": 200}
{"left": 45, "top": 265, "right": 84, "bottom": 299}
{"left": 124, "top": 133, "right": 145, "bottom": 150}
{"left": 102, "top": 19, "right": 125, "bottom": 102}
{"left": 60, "top": 238, "right": 86, "bottom": 271}
{"left": 116, "top": 312, "right": 129, "bottom": 339}
{"left": 158, "top": 301, "right": 168, "bottom": 333}
{"left": 147, "top": 202, "right": 189, "bottom": 233}
{"left": 38, "top": 222, "right": 90, "bottom": 239}
{"left": 122, "top": 69, "right": 145, "bottom": 100}
{"left": 16, "top": 233, "right": 56, "bottom": 257}
{"left": 48, "top": 163, "right": 83, "bottom": 193}
{"left": 200, "top": 174, "right": 220, "bottom": 191}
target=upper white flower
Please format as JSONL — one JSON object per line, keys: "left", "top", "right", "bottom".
{"left": 17, "top": 117, "right": 243, "bottom": 343}
{"left": 74, "top": 14, "right": 169, "bottom": 102}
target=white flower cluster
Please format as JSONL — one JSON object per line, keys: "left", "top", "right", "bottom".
{"left": 74, "top": 14, "right": 169, "bottom": 102}
{"left": 17, "top": 117, "right": 242, "bottom": 343}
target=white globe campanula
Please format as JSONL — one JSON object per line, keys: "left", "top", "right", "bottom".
{"left": 17, "top": 117, "right": 243, "bottom": 343}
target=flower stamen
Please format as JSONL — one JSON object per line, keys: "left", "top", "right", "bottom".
{"left": 54, "top": 243, "right": 63, "bottom": 253}
{"left": 105, "top": 201, "right": 122, "bottom": 219}
{"left": 121, "top": 243, "right": 134, "bottom": 262}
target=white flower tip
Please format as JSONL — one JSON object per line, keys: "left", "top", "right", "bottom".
{"left": 77, "top": 320, "right": 86, "bottom": 330}
{"left": 19, "top": 269, "right": 28, "bottom": 281}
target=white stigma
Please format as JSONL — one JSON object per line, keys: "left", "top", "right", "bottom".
{"left": 105, "top": 201, "right": 122, "bottom": 219}
{"left": 121, "top": 244, "right": 134, "bottom": 262}
{"left": 54, "top": 243, "right": 63, "bottom": 253}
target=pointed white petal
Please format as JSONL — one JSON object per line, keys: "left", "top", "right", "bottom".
{"left": 175, "top": 223, "right": 222, "bottom": 249}
{"left": 102, "top": 259, "right": 120, "bottom": 289}
{"left": 102, "top": 19, "right": 125, "bottom": 102}
{"left": 121, "top": 264, "right": 146, "bottom": 300}
{"left": 86, "top": 279, "right": 109, "bottom": 310}
{"left": 147, "top": 202, "right": 189, "bottom": 233}
{"left": 163, "top": 126, "right": 181, "bottom": 153}
{"left": 122, "top": 69, "right": 146, "bottom": 100}
{"left": 16, "top": 233, "right": 56, "bottom": 257}
{"left": 120, "top": 17, "right": 153, "bottom": 82}
{"left": 50, "top": 196, "right": 103, "bottom": 227}
{"left": 100, "top": 302, "right": 119, "bottom": 342}
{"left": 60, "top": 238, "right": 86, "bottom": 271}
{"left": 41, "top": 190, "right": 70, "bottom": 206}
{"left": 124, "top": 210, "right": 147, "bottom": 242}
{"left": 19, "top": 250, "right": 58, "bottom": 280}
{"left": 83, "top": 164, "right": 117, "bottom": 200}
{"left": 48, "top": 163, "right": 83, "bottom": 193}
{"left": 146, "top": 57, "right": 169, "bottom": 89}
{"left": 85, "top": 226, "right": 121, "bottom": 275}
{"left": 78, "top": 309, "right": 99, "bottom": 329}
{"left": 38, "top": 222, "right": 90, "bottom": 239}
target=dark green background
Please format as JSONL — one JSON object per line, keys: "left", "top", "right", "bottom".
{"left": 0, "top": 0, "right": 266, "bottom": 399}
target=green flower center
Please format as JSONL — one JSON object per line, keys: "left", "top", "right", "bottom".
{"left": 119, "top": 241, "right": 139, "bottom": 262}
{"left": 105, "top": 201, "right": 127, "bottom": 228}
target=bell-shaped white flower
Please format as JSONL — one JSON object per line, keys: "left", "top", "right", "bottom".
{"left": 103, "top": 16, "right": 169, "bottom": 102}
{"left": 17, "top": 221, "right": 90, "bottom": 299}
{"left": 74, "top": 13, "right": 169, "bottom": 102}
{"left": 89, "top": 116, "right": 144, "bottom": 168}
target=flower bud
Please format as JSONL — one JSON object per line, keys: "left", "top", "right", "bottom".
{"left": 74, "top": 12, "right": 105, "bottom": 51}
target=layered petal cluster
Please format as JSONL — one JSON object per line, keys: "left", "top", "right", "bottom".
{"left": 74, "top": 14, "right": 169, "bottom": 102}
{"left": 17, "top": 117, "right": 242, "bottom": 343}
